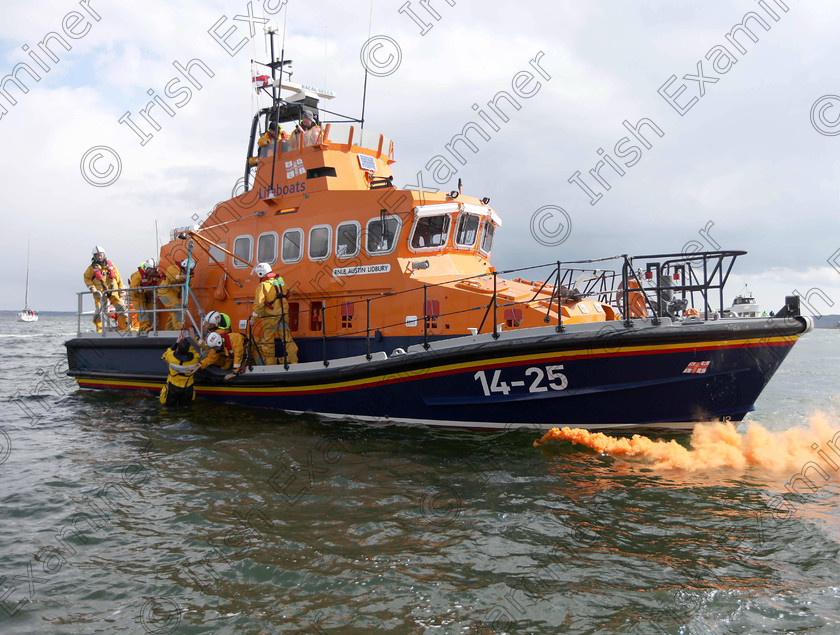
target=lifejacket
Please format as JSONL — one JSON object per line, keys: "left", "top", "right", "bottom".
{"left": 161, "top": 346, "right": 199, "bottom": 388}
{"left": 220, "top": 331, "right": 233, "bottom": 355}
{"left": 136, "top": 267, "right": 158, "bottom": 287}
{"left": 262, "top": 273, "right": 286, "bottom": 309}
{"left": 92, "top": 259, "right": 117, "bottom": 282}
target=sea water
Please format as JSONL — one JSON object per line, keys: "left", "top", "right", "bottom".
{"left": 1, "top": 315, "right": 838, "bottom": 633}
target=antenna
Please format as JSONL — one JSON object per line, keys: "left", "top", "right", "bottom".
{"left": 269, "top": 20, "right": 282, "bottom": 191}
{"left": 155, "top": 219, "right": 160, "bottom": 254}
{"left": 360, "top": 0, "right": 375, "bottom": 130}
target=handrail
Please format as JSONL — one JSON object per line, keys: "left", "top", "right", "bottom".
{"left": 75, "top": 282, "right": 201, "bottom": 337}
{"left": 275, "top": 249, "right": 746, "bottom": 345}
{"left": 72, "top": 251, "right": 748, "bottom": 365}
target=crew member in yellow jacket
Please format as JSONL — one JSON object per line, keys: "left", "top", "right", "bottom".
{"left": 250, "top": 262, "right": 298, "bottom": 365}
{"left": 83, "top": 245, "right": 127, "bottom": 332}
{"left": 158, "top": 258, "right": 196, "bottom": 331}
{"left": 203, "top": 310, "right": 232, "bottom": 335}
{"left": 128, "top": 258, "right": 161, "bottom": 332}
{"left": 199, "top": 331, "right": 248, "bottom": 379}
{"left": 160, "top": 338, "right": 200, "bottom": 406}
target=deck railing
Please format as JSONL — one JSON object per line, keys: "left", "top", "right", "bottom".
{"left": 268, "top": 250, "right": 748, "bottom": 366}
{"left": 73, "top": 250, "right": 751, "bottom": 366}
{"left": 75, "top": 283, "right": 201, "bottom": 337}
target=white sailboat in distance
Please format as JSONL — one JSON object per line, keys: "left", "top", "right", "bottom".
{"left": 17, "top": 237, "right": 38, "bottom": 322}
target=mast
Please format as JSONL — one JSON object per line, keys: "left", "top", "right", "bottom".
{"left": 269, "top": 26, "right": 281, "bottom": 189}
{"left": 24, "top": 236, "right": 31, "bottom": 309}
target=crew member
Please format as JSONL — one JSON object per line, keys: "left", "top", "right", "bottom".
{"left": 158, "top": 258, "right": 196, "bottom": 331}
{"left": 129, "top": 258, "right": 161, "bottom": 332}
{"left": 160, "top": 338, "right": 200, "bottom": 406}
{"left": 204, "top": 310, "right": 232, "bottom": 334}
{"left": 251, "top": 262, "right": 298, "bottom": 365}
{"left": 199, "top": 330, "right": 248, "bottom": 380}
{"left": 290, "top": 109, "right": 320, "bottom": 148}
{"left": 195, "top": 310, "right": 232, "bottom": 353}
{"left": 83, "top": 245, "right": 127, "bottom": 332}
{"left": 249, "top": 121, "right": 288, "bottom": 166}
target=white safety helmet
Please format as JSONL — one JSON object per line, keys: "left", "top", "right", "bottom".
{"left": 253, "top": 262, "right": 272, "bottom": 278}
{"left": 180, "top": 258, "right": 197, "bottom": 270}
{"left": 143, "top": 258, "right": 157, "bottom": 270}
{"left": 204, "top": 311, "right": 221, "bottom": 327}
{"left": 92, "top": 245, "right": 106, "bottom": 257}
{"left": 206, "top": 332, "right": 223, "bottom": 349}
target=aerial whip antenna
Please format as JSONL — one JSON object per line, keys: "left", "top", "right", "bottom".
{"left": 269, "top": 5, "right": 290, "bottom": 191}
{"left": 360, "top": 0, "right": 375, "bottom": 131}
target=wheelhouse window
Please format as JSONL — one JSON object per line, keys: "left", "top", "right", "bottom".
{"left": 309, "top": 225, "right": 331, "bottom": 261}
{"left": 336, "top": 221, "right": 360, "bottom": 259}
{"left": 232, "top": 235, "right": 252, "bottom": 269}
{"left": 454, "top": 213, "right": 480, "bottom": 248}
{"left": 478, "top": 221, "right": 495, "bottom": 256}
{"left": 281, "top": 229, "right": 303, "bottom": 264}
{"left": 257, "top": 232, "right": 278, "bottom": 264}
{"left": 366, "top": 215, "right": 401, "bottom": 255}
{"left": 410, "top": 214, "right": 450, "bottom": 251}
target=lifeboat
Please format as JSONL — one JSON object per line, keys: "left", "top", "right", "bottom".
{"left": 64, "top": 36, "right": 811, "bottom": 433}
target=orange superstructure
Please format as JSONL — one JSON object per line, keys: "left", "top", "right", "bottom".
{"left": 156, "top": 75, "right": 618, "bottom": 361}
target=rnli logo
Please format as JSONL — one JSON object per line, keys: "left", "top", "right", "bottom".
{"left": 258, "top": 181, "right": 306, "bottom": 198}
{"left": 683, "top": 361, "right": 710, "bottom": 374}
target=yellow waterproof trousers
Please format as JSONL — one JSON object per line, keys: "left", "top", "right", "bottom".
{"left": 157, "top": 293, "right": 182, "bottom": 331}
{"left": 93, "top": 292, "right": 127, "bottom": 331}
{"left": 258, "top": 316, "right": 298, "bottom": 365}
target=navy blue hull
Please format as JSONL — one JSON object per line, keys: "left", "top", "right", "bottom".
{"left": 66, "top": 317, "right": 811, "bottom": 431}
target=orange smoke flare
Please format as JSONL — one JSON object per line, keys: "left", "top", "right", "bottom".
{"left": 534, "top": 414, "right": 840, "bottom": 471}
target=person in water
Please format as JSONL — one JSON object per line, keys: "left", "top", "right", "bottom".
{"left": 251, "top": 262, "right": 298, "bottom": 365}
{"left": 83, "top": 245, "right": 127, "bottom": 332}
{"left": 158, "top": 258, "right": 196, "bottom": 331}
{"left": 160, "top": 337, "right": 200, "bottom": 406}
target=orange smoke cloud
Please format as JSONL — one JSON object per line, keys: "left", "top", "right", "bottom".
{"left": 534, "top": 414, "right": 840, "bottom": 472}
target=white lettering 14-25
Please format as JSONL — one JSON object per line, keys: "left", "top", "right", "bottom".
{"left": 474, "top": 365, "right": 568, "bottom": 397}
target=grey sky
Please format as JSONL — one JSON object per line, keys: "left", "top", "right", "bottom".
{"left": 1, "top": 0, "right": 838, "bottom": 315}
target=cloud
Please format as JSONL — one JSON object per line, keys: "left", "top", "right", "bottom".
{"left": 0, "top": 0, "right": 837, "bottom": 314}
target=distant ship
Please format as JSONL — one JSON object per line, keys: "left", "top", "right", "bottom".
{"left": 725, "top": 285, "right": 761, "bottom": 318}
{"left": 17, "top": 237, "right": 37, "bottom": 323}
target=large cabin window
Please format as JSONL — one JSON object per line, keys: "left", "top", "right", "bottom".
{"left": 257, "top": 232, "right": 278, "bottom": 264}
{"left": 454, "top": 213, "right": 480, "bottom": 248}
{"left": 478, "top": 221, "right": 495, "bottom": 256}
{"left": 281, "top": 229, "right": 303, "bottom": 264}
{"left": 366, "top": 215, "right": 401, "bottom": 255}
{"left": 336, "top": 221, "right": 360, "bottom": 259}
{"left": 309, "top": 225, "right": 331, "bottom": 261}
{"left": 410, "top": 214, "right": 450, "bottom": 251}
{"left": 232, "top": 235, "right": 252, "bottom": 269}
